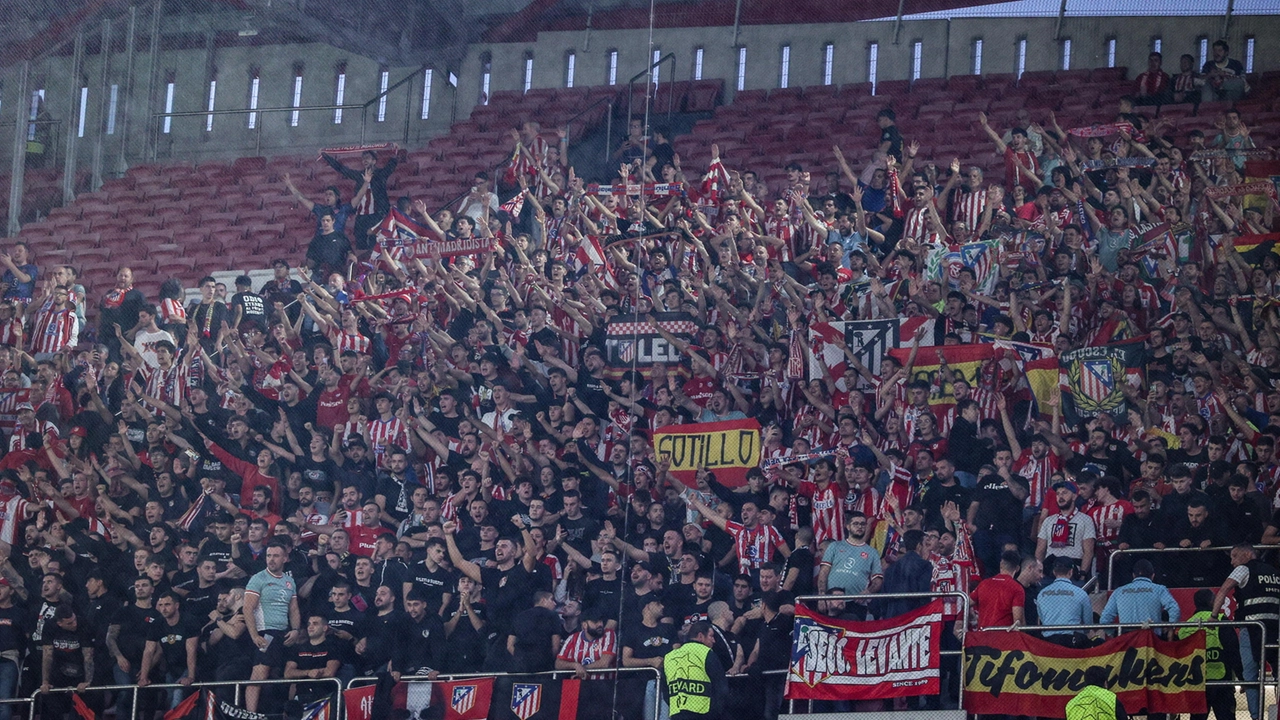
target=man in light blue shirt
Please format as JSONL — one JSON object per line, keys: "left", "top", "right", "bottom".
{"left": 1036, "top": 557, "right": 1093, "bottom": 646}
{"left": 696, "top": 388, "right": 747, "bottom": 423}
{"left": 1100, "top": 559, "right": 1180, "bottom": 630}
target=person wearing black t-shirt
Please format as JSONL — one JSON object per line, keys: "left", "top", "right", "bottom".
{"left": 402, "top": 589, "right": 447, "bottom": 677}
{"left": 443, "top": 517, "right": 537, "bottom": 670}
{"left": 321, "top": 582, "right": 362, "bottom": 673}
{"left": 139, "top": 592, "right": 199, "bottom": 709}
{"left": 442, "top": 575, "right": 487, "bottom": 673}
{"left": 403, "top": 539, "right": 455, "bottom": 615}
{"left": 783, "top": 528, "right": 816, "bottom": 597}
{"left": 202, "top": 588, "right": 253, "bottom": 682}
{"left": 507, "top": 591, "right": 562, "bottom": 673}
{"left": 108, "top": 575, "right": 159, "bottom": 719}
{"left": 284, "top": 615, "right": 341, "bottom": 702}
{"left": 40, "top": 605, "right": 97, "bottom": 720}
{"left": 0, "top": 579, "right": 24, "bottom": 720}
{"left": 179, "top": 559, "right": 221, "bottom": 622}
{"left": 622, "top": 596, "right": 678, "bottom": 720}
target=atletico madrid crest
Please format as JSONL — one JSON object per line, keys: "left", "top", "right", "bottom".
{"left": 511, "top": 683, "right": 542, "bottom": 720}
{"left": 452, "top": 684, "right": 477, "bottom": 715}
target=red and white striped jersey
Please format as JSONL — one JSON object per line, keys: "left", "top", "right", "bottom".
{"left": 329, "top": 329, "right": 371, "bottom": 356}
{"left": 0, "top": 319, "right": 21, "bottom": 349}
{"left": 9, "top": 418, "right": 57, "bottom": 452}
{"left": 725, "top": 520, "right": 786, "bottom": 574}
{"left": 556, "top": 628, "right": 617, "bottom": 670}
{"left": 952, "top": 188, "right": 987, "bottom": 229}
{"left": 159, "top": 298, "right": 187, "bottom": 326}
{"left": 0, "top": 490, "right": 32, "bottom": 546}
{"left": 137, "top": 359, "right": 187, "bottom": 411}
{"left": 367, "top": 416, "right": 411, "bottom": 467}
{"left": 29, "top": 306, "right": 77, "bottom": 356}
{"left": 1086, "top": 499, "right": 1133, "bottom": 548}
{"left": 797, "top": 481, "right": 844, "bottom": 546}
{"left": 1013, "top": 449, "right": 1061, "bottom": 509}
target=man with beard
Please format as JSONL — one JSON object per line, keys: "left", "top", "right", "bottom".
{"left": 443, "top": 517, "right": 537, "bottom": 670}
{"left": 818, "top": 512, "right": 882, "bottom": 617}
{"left": 1035, "top": 481, "right": 1096, "bottom": 580}
{"left": 374, "top": 450, "right": 419, "bottom": 525}
{"left": 1167, "top": 499, "right": 1227, "bottom": 586}
{"left": 555, "top": 609, "right": 618, "bottom": 679}
{"left": 969, "top": 470, "right": 1028, "bottom": 576}
{"left": 138, "top": 592, "right": 199, "bottom": 708}
{"left": 354, "top": 585, "right": 408, "bottom": 678}
{"left": 1214, "top": 544, "right": 1280, "bottom": 719}
{"left": 401, "top": 589, "right": 446, "bottom": 677}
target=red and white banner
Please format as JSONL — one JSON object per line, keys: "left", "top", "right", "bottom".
{"left": 785, "top": 599, "right": 943, "bottom": 701}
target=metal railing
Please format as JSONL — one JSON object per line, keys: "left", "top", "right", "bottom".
{"left": 1105, "top": 544, "right": 1265, "bottom": 591}
{"left": 30, "top": 676, "right": 342, "bottom": 720}
{"left": 625, "top": 52, "right": 678, "bottom": 130}
{"left": 347, "top": 666, "right": 663, "bottom": 720}
{"left": 562, "top": 94, "right": 617, "bottom": 165}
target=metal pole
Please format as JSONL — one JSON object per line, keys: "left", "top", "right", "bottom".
{"left": 62, "top": 31, "right": 86, "bottom": 205}
{"left": 144, "top": 0, "right": 163, "bottom": 163}
{"left": 114, "top": 4, "right": 138, "bottom": 175}
{"left": 1055, "top": 0, "right": 1068, "bottom": 40}
{"left": 6, "top": 61, "right": 30, "bottom": 237}
{"left": 1222, "top": 0, "right": 1234, "bottom": 39}
{"left": 604, "top": 100, "right": 612, "bottom": 166}
{"left": 893, "top": 0, "right": 907, "bottom": 45}
{"left": 90, "top": 19, "right": 113, "bottom": 192}
{"left": 731, "top": 0, "right": 743, "bottom": 47}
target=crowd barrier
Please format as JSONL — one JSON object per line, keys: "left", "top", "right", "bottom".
{"left": 6, "top": 599, "right": 1275, "bottom": 720}
{"left": 347, "top": 666, "right": 664, "bottom": 720}
{"left": 1104, "top": 544, "right": 1272, "bottom": 591}
{"left": 28, "top": 676, "right": 341, "bottom": 720}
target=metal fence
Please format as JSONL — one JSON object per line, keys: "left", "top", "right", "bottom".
{"left": 28, "top": 676, "right": 341, "bottom": 720}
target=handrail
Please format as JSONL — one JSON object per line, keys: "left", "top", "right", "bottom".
{"left": 626, "top": 52, "right": 678, "bottom": 131}
{"left": 562, "top": 94, "right": 617, "bottom": 166}
{"left": 1105, "top": 544, "right": 1268, "bottom": 591}
{"left": 30, "top": 676, "right": 343, "bottom": 720}
{"left": 361, "top": 64, "right": 430, "bottom": 111}
{"left": 347, "top": 667, "right": 663, "bottom": 720}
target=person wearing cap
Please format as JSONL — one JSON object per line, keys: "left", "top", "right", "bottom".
{"left": 1035, "top": 480, "right": 1097, "bottom": 578}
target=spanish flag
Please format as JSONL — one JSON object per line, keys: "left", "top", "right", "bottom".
{"left": 887, "top": 343, "right": 995, "bottom": 406}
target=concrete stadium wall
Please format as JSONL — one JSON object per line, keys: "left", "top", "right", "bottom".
{"left": 0, "top": 14, "right": 1274, "bottom": 179}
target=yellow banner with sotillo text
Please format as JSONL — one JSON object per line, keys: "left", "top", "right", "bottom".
{"left": 653, "top": 418, "right": 761, "bottom": 488}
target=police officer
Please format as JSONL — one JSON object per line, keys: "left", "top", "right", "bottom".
{"left": 1213, "top": 543, "right": 1280, "bottom": 718}
{"left": 663, "top": 621, "right": 728, "bottom": 720}
{"left": 1178, "top": 589, "right": 1240, "bottom": 720}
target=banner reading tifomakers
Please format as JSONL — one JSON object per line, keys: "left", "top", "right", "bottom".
{"left": 653, "top": 418, "right": 761, "bottom": 487}
{"left": 786, "top": 600, "right": 943, "bottom": 701}
{"left": 963, "top": 629, "right": 1206, "bottom": 717}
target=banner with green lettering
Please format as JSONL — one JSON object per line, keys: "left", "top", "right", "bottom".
{"left": 963, "top": 629, "right": 1207, "bottom": 717}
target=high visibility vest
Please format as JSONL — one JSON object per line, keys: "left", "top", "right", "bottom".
{"left": 1066, "top": 685, "right": 1118, "bottom": 720}
{"left": 664, "top": 641, "right": 713, "bottom": 716}
{"left": 1177, "top": 610, "right": 1226, "bottom": 680}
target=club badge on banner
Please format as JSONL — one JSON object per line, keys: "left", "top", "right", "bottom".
{"left": 786, "top": 599, "right": 944, "bottom": 701}
{"left": 653, "top": 418, "right": 761, "bottom": 488}
{"left": 963, "top": 629, "right": 1207, "bottom": 718}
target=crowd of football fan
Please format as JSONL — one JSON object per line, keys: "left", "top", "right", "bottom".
{"left": 0, "top": 39, "right": 1269, "bottom": 719}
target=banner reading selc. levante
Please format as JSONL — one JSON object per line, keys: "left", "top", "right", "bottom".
{"left": 963, "top": 629, "right": 1206, "bottom": 718}
{"left": 653, "top": 418, "right": 760, "bottom": 488}
{"left": 786, "top": 599, "right": 943, "bottom": 701}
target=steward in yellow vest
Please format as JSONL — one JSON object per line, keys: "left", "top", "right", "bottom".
{"left": 663, "top": 621, "right": 728, "bottom": 720}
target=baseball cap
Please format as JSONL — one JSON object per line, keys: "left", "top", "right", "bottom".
{"left": 1052, "top": 480, "right": 1079, "bottom": 494}
{"left": 15, "top": 402, "right": 33, "bottom": 412}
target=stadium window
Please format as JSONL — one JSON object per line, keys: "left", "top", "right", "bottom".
{"left": 822, "top": 43, "right": 834, "bottom": 86}
{"left": 106, "top": 84, "right": 119, "bottom": 134}
{"left": 27, "top": 89, "right": 43, "bottom": 141}
{"left": 162, "top": 73, "right": 175, "bottom": 135}
{"left": 868, "top": 42, "right": 879, "bottom": 94}
{"left": 523, "top": 52, "right": 534, "bottom": 93}
{"left": 694, "top": 47, "right": 704, "bottom": 81}
{"left": 1246, "top": 37, "right": 1255, "bottom": 73}
{"left": 736, "top": 47, "right": 747, "bottom": 92}
{"left": 377, "top": 68, "right": 389, "bottom": 122}
{"left": 779, "top": 45, "right": 791, "bottom": 89}
{"left": 911, "top": 40, "right": 923, "bottom": 81}
{"left": 479, "top": 53, "right": 492, "bottom": 104}
{"left": 652, "top": 49, "right": 662, "bottom": 85}
{"left": 1152, "top": 37, "right": 1161, "bottom": 55}
{"left": 290, "top": 63, "right": 304, "bottom": 127}
{"left": 1198, "top": 37, "right": 1208, "bottom": 68}
{"left": 566, "top": 51, "right": 576, "bottom": 88}
{"left": 1061, "top": 38, "right": 1072, "bottom": 71}
{"left": 421, "top": 68, "right": 433, "bottom": 119}
{"left": 205, "top": 78, "right": 217, "bottom": 132}
{"left": 247, "top": 68, "right": 260, "bottom": 129}
{"left": 607, "top": 49, "right": 618, "bottom": 85}
{"left": 1107, "top": 38, "right": 1117, "bottom": 68}
{"left": 1016, "top": 38, "right": 1027, "bottom": 79}
{"left": 77, "top": 87, "right": 88, "bottom": 138}
{"left": 334, "top": 64, "right": 346, "bottom": 124}
{"left": 972, "top": 39, "right": 983, "bottom": 75}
